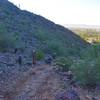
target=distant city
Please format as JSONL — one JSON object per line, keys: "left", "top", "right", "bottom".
{"left": 64, "top": 24, "right": 100, "bottom": 29}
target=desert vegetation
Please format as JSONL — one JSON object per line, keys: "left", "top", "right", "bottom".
{"left": 72, "top": 28, "right": 100, "bottom": 43}
{"left": 72, "top": 44, "right": 100, "bottom": 87}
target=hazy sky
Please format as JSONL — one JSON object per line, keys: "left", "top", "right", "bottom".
{"left": 8, "top": 0, "right": 100, "bottom": 26}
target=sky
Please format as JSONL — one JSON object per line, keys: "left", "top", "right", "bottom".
{"left": 8, "top": 0, "right": 100, "bottom": 26}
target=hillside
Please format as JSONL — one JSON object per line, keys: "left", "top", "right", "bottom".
{"left": 0, "top": 1, "right": 100, "bottom": 100}
{"left": 0, "top": 0, "right": 89, "bottom": 96}
{"left": 0, "top": 0, "right": 88, "bottom": 56}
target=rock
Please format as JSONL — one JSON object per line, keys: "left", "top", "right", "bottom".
{"left": 0, "top": 95, "right": 4, "bottom": 98}
{"left": 45, "top": 55, "right": 53, "bottom": 64}
{"left": 26, "top": 62, "right": 32, "bottom": 66}
{"left": 7, "top": 63, "right": 14, "bottom": 66}
{"left": 55, "top": 89, "right": 80, "bottom": 100}
{"left": 66, "top": 71, "right": 73, "bottom": 80}
{"left": 95, "top": 84, "right": 100, "bottom": 91}
{"left": 55, "top": 91, "right": 68, "bottom": 100}
{"left": 85, "top": 95, "right": 98, "bottom": 100}
{"left": 29, "top": 71, "right": 36, "bottom": 75}
{"left": 66, "top": 89, "right": 80, "bottom": 100}
{"left": 92, "top": 97, "right": 98, "bottom": 100}
{"left": 85, "top": 95, "right": 92, "bottom": 100}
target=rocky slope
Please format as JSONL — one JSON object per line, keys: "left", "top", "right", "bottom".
{"left": 0, "top": 0, "right": 88, "bottom": 55}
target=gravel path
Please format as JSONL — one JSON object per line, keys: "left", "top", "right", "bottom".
{"left": 2, "top": 64, "right": 62, "bottom": 100}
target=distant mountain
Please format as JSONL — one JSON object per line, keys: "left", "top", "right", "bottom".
{"left": 0, "top": 0, "right": 88, "bottom": 56}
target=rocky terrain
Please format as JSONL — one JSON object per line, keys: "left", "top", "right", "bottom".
{"left": 0, "top": 63, "right": 100, "bottom": 100}
{"left": 0, "top": 0, "right": 100, "bottom": 100}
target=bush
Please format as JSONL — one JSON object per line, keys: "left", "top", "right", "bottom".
{"left": 55, "top": 57, "right": 72, "bottom": 72}
{"left": 83, "top": 44, "right": 100, "bottom": 59}
{"left": 0, "top": 34, "right": 15, "bottom": 52}
{"left": 72, "top": 59, "right": 100, "bottom": 87}
{"left": 72, "top": 44, "right": 100, "bottom": 87}
{"left": 45, "top": 40, "right": 67, "bottom": 56}
{"left": 36, "top": 50, "right": 44, "bottom": 60}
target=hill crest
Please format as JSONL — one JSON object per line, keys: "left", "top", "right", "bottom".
{"left": 0, "top": 0, "right": 88, "bottom": 56}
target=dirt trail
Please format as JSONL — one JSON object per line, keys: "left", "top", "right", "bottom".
{"left": 1, "top": 64, "right": 100, "bottom": 100}
{"left": 3, "top": 64, "right": 62, "bottom": 100}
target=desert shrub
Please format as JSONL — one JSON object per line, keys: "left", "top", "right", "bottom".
{"left": 55, "top": 57, "right": 72, "bottom": 72}
{"left": 0, "top": 34, "right": 15, "bottom": 52}
{"left": 83, "top": 44, "right": 100, "bottom": 59}
{"left": 36, "top": 50, "right": 44, "bottom": 60}
{"left": 33, "top": 28, "right": 49, "bottom": 42}
{"left": 72, "top": 44, "right": 100, "bottom": 87}
{"left": 67, "top": 47, "right": 81, "bottom": 56}
{"left": 0, "top": 37, "right": 7, "bottom": 52}
{"left": 46, "top": 40, "right": 66, "bottom": 56}
{"left": 0, "top": 24, "right": 17, "bottom": 52}
{"left": 72, "top": 59, "right": 100, "bottom": 87}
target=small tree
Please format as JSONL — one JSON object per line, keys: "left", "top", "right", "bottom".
{"left": 36, "top": 50, "right": 44, "bottom": 60}
{"left": 55, "top": 57, "right": 72, "bottom": 72}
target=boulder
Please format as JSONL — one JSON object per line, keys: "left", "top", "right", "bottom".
{"left": 45, "top": 55, "right": 53, "bottom": 64}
